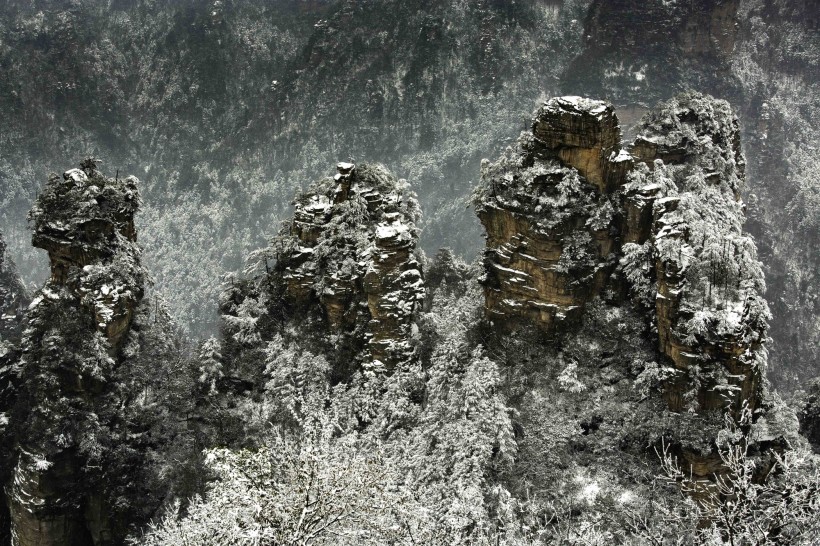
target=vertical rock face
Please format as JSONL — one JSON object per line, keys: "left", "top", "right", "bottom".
{"left": 477, "top": 93, "right": 768, "bottom": 419}
{"left": 532, "top": 96, "right": 630, "bottom": 193}
{"left": 28, "top": 159, "right": 143, "bottom": 350}
{"left": 7, "top": 160, "right": 145, "bottom": 546}
{"left": 270, "top": 163, "right": 424, "bottom": 372}
{"left": 474, "top": 97, "right": 630, "bottom": 333}
{"left": 580, "top": 0, "right": 740, "bottom": 59}
{"left": 623, "top": 94, "right": 767, "bottom": 415}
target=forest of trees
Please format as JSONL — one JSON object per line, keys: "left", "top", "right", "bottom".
{"left": 0, "top": 1, "right": 817, "bottom": 545}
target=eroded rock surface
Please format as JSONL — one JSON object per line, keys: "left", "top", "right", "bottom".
{"left": 7, "top": 159, "right": 146, "bottom": 546}
{"left": 622, "top": 95, "right": 767, "bottom": 415}
{"left": 477, "top": 94, "right": 768, "bottom": 420}
{"left": 28, "top": 159, "right": 143, "bottom": 350}
{"left": 266, "top": 163, "right": 424, "bottom": 373}
{"left": 532, "top": 96, "right": 631, "bottom": 193}
{"left": 475, "top": 97, "right": 630, "bottom": 334}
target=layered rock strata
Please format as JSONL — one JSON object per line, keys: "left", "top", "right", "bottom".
{"left": 477, "top": 94, "right": 768, "bottom": 418}
{"left": 7, "top": 159, "right": 146, "bottom": 546}
{"left": 623, "top": 94, "right": 767, "bottom": 415}
{"left": 273, "top": 162, "right": 424, "bottom": 372}
{"left": 475, "top": 97, "right": 630, "bottom": 334}
{"left": 28, "top": 159, "right": 143, "bottom": 350}
{"left": 532, "top": 96, "right": 632, "bottom": 193}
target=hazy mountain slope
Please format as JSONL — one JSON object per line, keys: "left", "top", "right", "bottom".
{"left": 0, "top": 0, "right": 816, "bottom": 388}
{"left": 0, "top": 0, "right": 589, "bottom": 335}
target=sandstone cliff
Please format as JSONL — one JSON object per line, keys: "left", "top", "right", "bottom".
{"left": 5, "top": 159, "right": 147, "bottom": 546}
{"left": 221, "top": 162, "right": 424, "bottom": 385}
{"left": 476, "top": 93, "right": 769, "bottom": 420}
{"left": 28, "top": 159, "right": 143, "bottom": 350}
{"left": 474, "top": 97, "right": 630, "bottom": 335}
{"left": 282, "top": 162, "right": 424, "bottom": 371}
{"left": 623, "top": 95, "right": 768, "bottom": 415}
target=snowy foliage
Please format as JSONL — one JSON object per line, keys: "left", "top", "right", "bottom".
{"left": 622, "top": 94, "right": 771, "bottom": 375}
{"left": 620, "top": 241, "right": 655, "bottom": 308}
{"left": 632, "top": 408, "right": 820, "bottom": 545}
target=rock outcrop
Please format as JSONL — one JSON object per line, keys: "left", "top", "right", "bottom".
{"left": 6, "top": 159, "right": 146, "bottom": 546}
{"left": 476, "top": 93, "right": 768, "bottom": 419}
{"left": 532, "top": 96, "right": 631, "bottom": 193}
{"left": 623, "top": 94, "right": 767, "bottom": 415}
{"left": 260, "top": 163, "right": 424, "bottom": 374}
{"left": 475, "top": 97, "right": 630, "bottom": 334}
{"left": 28, "top": 158, "right": 143, "bottom": 350}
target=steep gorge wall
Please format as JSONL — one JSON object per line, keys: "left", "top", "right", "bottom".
{"left": 0, "top": 233, "right": 28, "bottom": 546}
{"left": 563, "top": 0, "right": 741, "bottom": 110}
{"left": 0, "top": 234, "right": 28, "bottom": 347}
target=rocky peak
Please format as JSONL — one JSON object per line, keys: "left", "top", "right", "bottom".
{"left": 631, "top": 96, "right": 745, "bottom": 193}
{"left": 477, "top": 93, "right": 768, "bottom": 420}
{"left": 5, "top": 161, "right": 149, "bottom": 546}
{"left": 622, "top": 93, "right": 767, "bottom": 415}
{"left": 532, "top": 96, "right": 630, "bottom": 193}
{"left": 28, "top": 159, "right": 143, "bottom": 349}
{"left": 474, "top": 96, "right": 629, "bottom": 334}
{"left": 258, "top": 162, "right": 424, "bottom": 373}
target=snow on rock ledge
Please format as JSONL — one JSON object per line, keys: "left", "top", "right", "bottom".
{"left": 8, "top": 159, "right": 147, "bottom": 546}
{"left": 477, "top": 93, "right": 769, "bottom": 423}
{"left": 475, "top": 97, "right": 628, "bottom": 335}
{"left": 623, "top": 93, "right": 767, "bottom": 417}
{"left": 265, "top": 162, "right": 424, "bottom": 372}
{"left": 28, "top": 158, "right": 143, "bottom": 349}
{"left": 533, "top": 96, "right": 632, "bottom": 193}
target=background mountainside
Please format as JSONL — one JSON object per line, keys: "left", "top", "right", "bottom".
{"left": 0, "top": 0, "right": 817, "bottom": 387}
